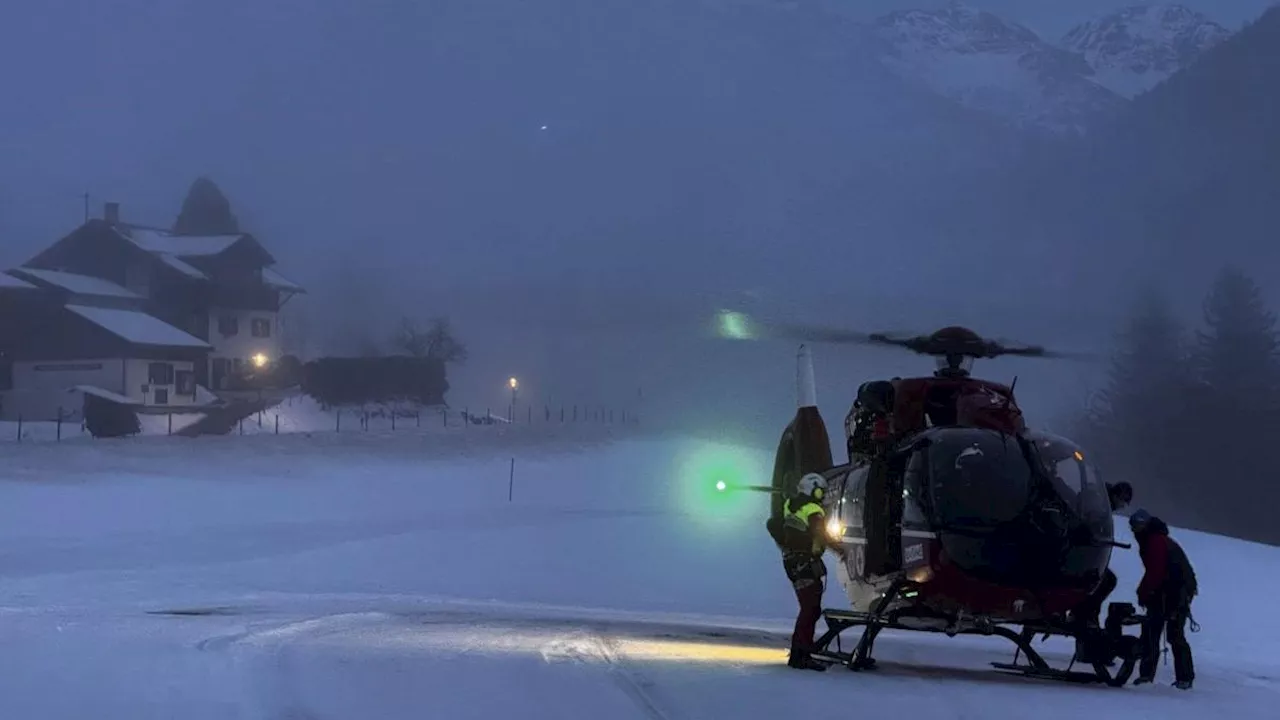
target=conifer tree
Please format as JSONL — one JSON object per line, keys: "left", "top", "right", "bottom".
{"left": 1190, "top": 267, "right": 1280, "bottom": 533}
{"left": 173, "top": 177, "right": 240, "bottom": 235}
{"left": 1083, "top": 291, "right": 1194, "bottom": 500}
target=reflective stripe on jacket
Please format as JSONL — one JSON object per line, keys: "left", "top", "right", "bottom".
{"left": 784, "top": 499, "right": 825, "bottom": 556}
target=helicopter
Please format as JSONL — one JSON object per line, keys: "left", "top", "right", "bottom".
{"left": 735, "top": 321, "right": 1145, "bottom": 686}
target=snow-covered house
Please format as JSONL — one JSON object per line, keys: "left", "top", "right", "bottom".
{"left": 11, "top": 202, "right": 305, "bottom": 393}
{"left": 0, "top": 280, "right": 210, "bottom": 420}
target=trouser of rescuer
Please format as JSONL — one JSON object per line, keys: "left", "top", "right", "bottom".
{"left": 784, "top": 553, "right": 826, "bottom": 668}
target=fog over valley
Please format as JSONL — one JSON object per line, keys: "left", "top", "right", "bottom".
{"left": 2, "top": 0, "right": 1277, "bottom": 427}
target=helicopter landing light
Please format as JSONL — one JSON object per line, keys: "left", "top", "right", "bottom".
{"left": 907, "top": 565, "right": 935, "bottom": 584}
{"left": 825, "top": 517, "right": 844, "bottom": 540}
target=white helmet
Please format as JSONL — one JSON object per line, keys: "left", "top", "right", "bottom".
{"left": 797, "top": 472, "right": 828, "bottom": 500}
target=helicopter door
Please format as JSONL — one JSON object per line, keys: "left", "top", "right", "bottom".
{"left": 862, "top": 456, "right": 904, "bottom": 577}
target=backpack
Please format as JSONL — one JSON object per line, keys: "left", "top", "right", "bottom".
{"left": 1166, "top": 537, "right": 1198, "bottom": 601}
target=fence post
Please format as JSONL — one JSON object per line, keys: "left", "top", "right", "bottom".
{"left": 56, "top": 408, "right": 63, "bottom": 441}
{"left": 239, "top": 417, "right": 244, "bottom": 435}
{"left": 336, "top": 409, "right": 341, "bottom": 432}
{"left": 527, "top": 405, "right": 532, "bottom": 424}
{"left": 508, "top": 457, "right": 515, "bottom": 502}
{"left": 464, "top": 408, "right": 469, "bottom": 429}
{"left": 258, "top": 411, "right": 263, "bottom": 428}
{"left": 392, "top": 411, "right": 397, "bottom": 431}
{"left": 16, "top": 415, "right": 21, "bottom": 442}
{"left": 167, "top": 412, "right": 173, "bottom": 436}
{"left": 275, "top": 414, "right": 280, "bottom": 435}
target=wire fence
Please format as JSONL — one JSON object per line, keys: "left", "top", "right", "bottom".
{"left": 1, "top": 397, "right": 642, "bottom": 444}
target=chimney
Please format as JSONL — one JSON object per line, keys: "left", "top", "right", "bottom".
{"left": 103, "top": 202, "right": 120, "bottom": 225}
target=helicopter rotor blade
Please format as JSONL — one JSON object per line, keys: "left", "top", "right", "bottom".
{"left": 991, "top": 344, "right": 1099, "bottom": 361}
{"left": 713, "top": 310, "right": 1098, "bottom": 361}
{"left": 714, "top": 311, "right": 885, "bottom": 346}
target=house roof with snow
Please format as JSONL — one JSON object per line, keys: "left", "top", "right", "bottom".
{"left": 118, "top": 226, "right": 246, "bottom": 257}
{"left": 0, "top": 272, "right": 38, "bottom": 291}
{"left": 112, "top": 224, "right": 278, "bottom": 267}
{"left": 17, "top": 208, "right": 305, "bottom": 308}
{"left": 10, "top": 267, "right": 142, "bottom": 299}
{"left": 113, "top": 223, "right": 303, "bottom": 293}
{"left": 66, "top": 304, "right": 210, "bottom": 349}
{"left": 156, "top": 253, "right": 207, "bottom": 280}
{"left": 263, "top": 267, "right": 305, "bottom": 293}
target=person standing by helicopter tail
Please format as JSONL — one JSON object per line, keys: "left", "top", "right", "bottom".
{"left": 1130, "top": 510, "right": 1197, "bottom": 690}
{"left": 767, "top": 472, "right": 838, "bottom": 671}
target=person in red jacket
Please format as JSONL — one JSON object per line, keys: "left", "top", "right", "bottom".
{"left": 1130, "top": 510, "right": 1197, "bottom": 689}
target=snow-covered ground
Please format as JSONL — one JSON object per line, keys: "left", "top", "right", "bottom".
{"left": 0, "top": 432, "right": 1274, "bottom": 718}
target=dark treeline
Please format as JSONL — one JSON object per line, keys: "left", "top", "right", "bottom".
{"left": 303, "top": 357, "right": 448, "bottom": 408}
{"left": 1074, "top": 266, "right": 1280, "bottom": 545}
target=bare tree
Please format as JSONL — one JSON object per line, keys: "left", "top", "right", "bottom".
{"left": 391, "top": 316, "right": 431, "bottom": 357}
{"left": 424, "top": 317, "right": 468, "bottom": 364}
{"left": 391, "top": 316, "right": 467, "bottom": 364}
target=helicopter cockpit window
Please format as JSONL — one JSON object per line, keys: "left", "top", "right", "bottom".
{"left": 903, "top": 452, "right": 930, "bottom": 530}
{"left": 1028, "top": 433, "right": 1112, "bottom": 534}
{"left": 841, "top": 464, "right": 868, "bottom": 530}
{"left": 927, "top": 429, "right": 1032, "bottom": 527}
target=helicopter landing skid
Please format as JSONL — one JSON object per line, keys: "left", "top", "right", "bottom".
{"left": 809, "top": 588, "right": 1142, "bottom": 688}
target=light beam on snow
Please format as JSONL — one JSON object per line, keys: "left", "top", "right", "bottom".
{"left": 334, "top": 624, "right": 785, "bottom": 666}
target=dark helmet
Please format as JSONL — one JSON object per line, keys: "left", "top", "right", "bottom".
{"left": 1109, "top": 481, "right": 1133, "bottom": 509}
{"left": 1128, "top": 509, "right": 1152, "bottom": 532}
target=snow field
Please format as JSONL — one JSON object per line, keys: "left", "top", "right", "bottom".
{"left": 0, "top": 434, "right": 1274, "bottom": 718}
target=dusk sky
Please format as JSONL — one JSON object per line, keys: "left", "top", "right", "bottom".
{"left": 0, "top": 0, "right": 1273, "bottom": 416}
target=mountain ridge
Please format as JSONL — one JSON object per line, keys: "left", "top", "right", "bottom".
{"left": 867, "top": 2, "right": 1231, "bottom": 132}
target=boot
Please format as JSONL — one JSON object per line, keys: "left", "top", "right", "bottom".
{"left": 1173, "top": 679, "right": 1193, "bottom": 690}
{"left": 787, "top": 649, "right": 827, "bottom": 672}
{"left": 1133, "top": 675, "right": 1154, "bottom": 686}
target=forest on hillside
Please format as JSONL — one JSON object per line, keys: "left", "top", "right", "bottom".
{"left": 1073, "top": 266, "right": 1280, "bottom": 545}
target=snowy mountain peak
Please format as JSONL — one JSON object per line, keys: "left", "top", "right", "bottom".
{"left": 1061, "top": 4, "right": 1231, "bottom": 97}
{"left": 875, "top": 2, "right": 1041, "bottom": 53}
{"left": 871, "top": 2, "right": 1119, "bottom": 134}
{"left": 867, "top": 2, "right": 1234, "bottom": 133}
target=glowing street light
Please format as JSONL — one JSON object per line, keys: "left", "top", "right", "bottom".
{"left": 509, "top": 377, "right": 519, "bottom": 390}
{"left": 251, "top": 352, "right": 269, "bottom": 369}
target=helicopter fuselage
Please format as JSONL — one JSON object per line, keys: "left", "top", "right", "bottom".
{"left": 819, "top": 425, "right": 1114, "bottom": 625}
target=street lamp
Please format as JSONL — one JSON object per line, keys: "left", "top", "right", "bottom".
{"left": 509, "top": 377, "right": 519, "bottom": 415}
